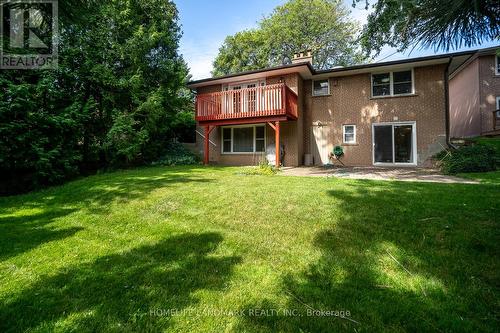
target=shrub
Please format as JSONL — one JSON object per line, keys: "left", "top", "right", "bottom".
{"left": 439, "top": 145, "right": 498, "bottom": 174}
{"left": 238, "top": 157, "right": 278, "bottom": 176}
{"left": 151, "top": 142, "right": 200, "bottom": 166}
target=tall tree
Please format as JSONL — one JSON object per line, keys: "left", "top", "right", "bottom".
{"left": 212, "top": 0, "right": 366, "bottom": 76}
{"left": 212, "top": 30, "right": 269, "bottom": 76}
{"left": 354, "top": 0, "right": 500, "bottom": 56}
{"left": 0, "top": 0, "right": 192, "bottom": 194}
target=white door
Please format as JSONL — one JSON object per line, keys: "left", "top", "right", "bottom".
{"left": 312, "top": 125, "right": 329, "bottom": 165}
{"left": 226, "top": 82, "right": 262, "bottom": 114}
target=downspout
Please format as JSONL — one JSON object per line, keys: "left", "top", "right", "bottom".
{"left": 444, "top": 57, "right": 457, "bottom": 149}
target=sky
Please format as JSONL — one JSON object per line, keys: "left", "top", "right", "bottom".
{"left": 175, "top": 0, "right": 499, "bottom": 80}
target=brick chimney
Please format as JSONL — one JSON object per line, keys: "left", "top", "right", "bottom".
{"left": 291, "top": 50, "right": 313, "bottom": 65}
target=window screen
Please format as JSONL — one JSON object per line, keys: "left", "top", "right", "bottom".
{"left": 233, "top": 127, "right": 254, "bottom": 152}
{"left": 222, "top": 128, "right": 231, "bottom": 153}
{"left": 372, "top": 73, "right": 390, "bottom": 96}
{"left": 393, "top": 70, "right": 412, "bottom": 95}
{"left": 255, "top": 126, "right": 265, "bottom": 152}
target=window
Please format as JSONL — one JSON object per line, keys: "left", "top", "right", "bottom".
{"left": 372, "top": 70, "right": 414, "bottom": 97}
{"left": 255, "top": 126, "right": 265, "bottom": 151}
{"left": 222, "top": 128, "right": 231, "bottom": 152}
{"left": 496, "top": 55, "right": 500, "bottom": 75}
{"left": 372, "top": 73, "right": 390, "bottom": 96}
{"left": 221, "top": 125, "right": 266, "bottom": 153}
{"left": 393, "top": 70, "right": 413, "bottom": 95}
{"left": 496, "top": 96, "right": 500, "bottom": 119}
{"left": 312, "top": 79, "right": 330, "bottom": 96}
{"left": 343, "top": 125, "right": 356, "bottom": 144}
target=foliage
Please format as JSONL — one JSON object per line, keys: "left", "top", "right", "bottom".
{"left": 0, "top": 166, "right": 498, "bottom": 331}
{"left": 212, "top": 30, "right": 269, "bottom": 76}
{"left": 438, "top": 145, "right": 498, "bottom": 174}
{"left": 353, "top": 0, "right": 500, "bottom": 56}
{"left": 238, "top": 156, "right": 278, "bottom": 175}
{"left": 0, "top": 0, "right": 194, "bottom": 194}
{"left": 105, "top": 113, "right": 149, "bottom": 165}
{"left": 151, "top": 142, "right": 200, "bottom": 166}
{"left": 472, "top": 137, "right": 500, "bottom": 158}
{"left": 212, "top": 0, "right": 366, "bottom": 76}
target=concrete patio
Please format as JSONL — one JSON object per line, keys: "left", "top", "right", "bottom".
{"left": 280, "top": 166, "right": 478, "bottom": 184}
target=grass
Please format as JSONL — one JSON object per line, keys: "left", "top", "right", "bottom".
{"left": 0, "top": 166, "right": 498, "bottom": 332}
{"left": 458, "top": 170, "right": 500, "bottom": 185}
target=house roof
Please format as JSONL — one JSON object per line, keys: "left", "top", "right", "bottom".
{"left": 187, "top": 48, "right": 496, "bottom": 88}
{"left": 449, "top": 46, "right": 499, "bottom": 79}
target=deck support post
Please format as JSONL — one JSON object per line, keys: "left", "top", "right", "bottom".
{"left": 204, "top": 125, "right": 215, "bottom": 165}
{"left": 275, "top": 121, "right": 280, "bottom": 167}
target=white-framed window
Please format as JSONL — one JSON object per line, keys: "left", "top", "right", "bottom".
{"left": 496, "top": 96, "right": 500, "bottom": 119}
{"left": 371, "top": 69, "right": 414, "bottom": 97}
{"left": 343, "top": 125, "right": 356, "bottom": 144}
{"left": 312, "top": 79, "right": 330, "bottom": 96}
{"left": 495, "top": 54, "right": 500, "bottom": 75}
{"left": 221, "top": 125, "right": 266, "bottom": 154}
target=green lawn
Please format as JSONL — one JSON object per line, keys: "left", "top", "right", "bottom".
{"left": 459, "top": 170, "right": 500, "bottom": 185}
{"left": 0, "top": 166, "right": 498, "bottom": 332}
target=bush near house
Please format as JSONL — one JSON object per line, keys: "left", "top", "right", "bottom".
{"left": 473, "top": 137, "right": 500, "bottom": 160}
{"left": 151, "top": 142, "right": 200, "bottom": 166}
{"left": 438, "top": 144, "right": 497, "bottom": 174}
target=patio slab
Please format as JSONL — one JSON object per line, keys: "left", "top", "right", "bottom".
{"left": 280, "top": 166, "right": 478, "bottom": 184}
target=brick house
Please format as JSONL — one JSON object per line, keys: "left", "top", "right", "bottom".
{"left": 449, "top": 47, "right": 500, "bottom": 138}
{"left": 188, "top": 50, "right": 478, "bottom": 167}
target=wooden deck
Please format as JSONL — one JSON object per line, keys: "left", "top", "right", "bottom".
{"left": 195, "top": 83, "right": 298, "bottom": 126}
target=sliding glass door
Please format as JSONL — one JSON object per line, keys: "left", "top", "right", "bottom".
{"left": 374, "top": 125, "right": 393, "bottom": 163}
{"left": 373, "top": 123, "right": 416, "bottom": 165}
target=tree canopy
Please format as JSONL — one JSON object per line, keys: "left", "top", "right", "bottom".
{"left": 0, "top": 0, "right": 193, "bottom": 194}
{"left": 212, "top": 0, "right": 366, "bottom": 76}
{"left": 355, "top": 0, "right": 500, "bottom": 56}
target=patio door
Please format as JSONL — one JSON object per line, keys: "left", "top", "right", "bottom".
{"left": 373, "top": 122, "right": 416, "bottom": 165}
{"left": 226, "top": 81, "right": 262, "bottom": 114}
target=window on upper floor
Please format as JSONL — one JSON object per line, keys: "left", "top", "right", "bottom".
{"left": 372, "top": 70, "right": 414, "bottom": 97}
{"left": 495, "top": 54, "right": 500, "bottom": 75}
{"left": 312, "top": 79, "right": 330, "bottom": 96}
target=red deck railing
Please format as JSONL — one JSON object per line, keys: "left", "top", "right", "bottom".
{"left": 195, "top": 83, "right": 298, "bottom": 122}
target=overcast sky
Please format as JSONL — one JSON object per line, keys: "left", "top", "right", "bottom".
{"left": 176, "top": 0, "right": 499, "bottom": 80}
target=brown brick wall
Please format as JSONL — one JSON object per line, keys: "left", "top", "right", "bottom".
{"left": 479, "top": 55, "right": 500, "bottom": 133}
{"left": 304, "top": 64, "right": 448, "bottom": 166}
